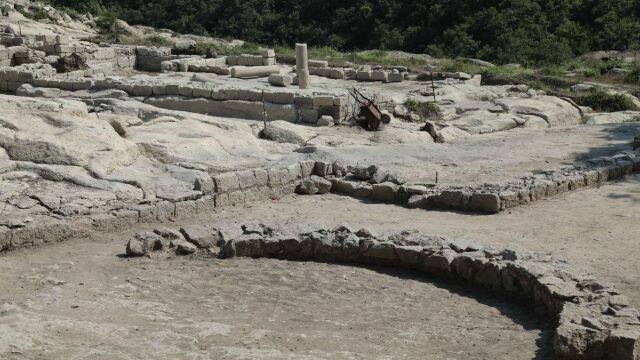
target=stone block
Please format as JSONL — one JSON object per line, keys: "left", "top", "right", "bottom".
{"left": 175, "top": 200, "right": 198, "bottom": 217}
{"left": 604, "top": 329, "right": 640, "bottom": 360}
{"left": 583, "top": 170, "right": 599, "bottom": 186}
{"left": 220, "top": 88, "right": 239, "bottom": 100}
{"left": 313, "top": 161, "right": 333, "bottom": 177}
{"left": 328, "top": 69, "right": 345, "bottom": 79}
{"left": 7, "top": 81, "right": 22, "bottom": 92}
{"left": 59, "top": 80, "right": 75, "bottom": 91}
{"left": 371, "top": 182, "right": 399, "bottom": 203}
{"left": 136, "top": 204, "right": 158, "bottom": 223}
{"left": 236, "top": 170, "right": 257, "bottom": 190}
{"left": 470, "top": 193, "right": 501, "bottom": 213}
{"left": 356, "top": 71, "right": 372, "bottom": 81}
{"left": 0, "top": 226, "right": 11, "bottom": 252}
{"left": 354, "top": 184, "right": 373, "bottom": 198}
{"left": 4, "top": 68, "right": 18, "bottom": 82}
{"left": 132, "top": 84, "right": 153, "bottom": 97}
{"left": 178, "top": 85, "right": 193, "bottom": 97}
{"left": 72, "top": 80, "right": 92, "bottom": 91}
{"left": 299, "top": 160, "right": 315, "bottom": 178}
{"left": 267, "top": 168, "right": 290, "bottom": 187}
{"left": 262, "top": 57, "right": 276, "bottom": 66}
{"left": 253, "top": 169, "right": 269, "bottom": 187}
{"left": 264, "top": 91, "right": 294, "bottom": 104}
{"left": 262, "top": 49, "right": 276, "bottom": 58}
{"left": 388, "top": 72, "right": 404, "bottom": 82}
{"left": 313, "top": 96, "right": 334, "bottom": 107}
{"left": 152, "top": 84, "right": 166, "bottom": 96}
{"left": 371, "top": 70, "right": 388, "bottom": 82}
{"left": 331, "top": 178, "right": 356, "bottom": 195}
{"left": 54, "top": 44, "right": 74, "bottom": 53}
{"left": 192, "top": 86, "right": 212, "bottom": 98}
{"left": 195, "top": 195, "right": 216, "bottom": 213}
{"left": 214, "top": 172, "right": 241, "bottom": 193}
{"left": 300, "top": 109, "right": 318, "bottom": 123}
{"left": 617, "top": 160, "right": 634, "bottom": 175}
{"left": 166, "top": 84, "right": 180, "bottom": 95}
{"left": 238, "top": 89, "right": 262, "bottom": 102}
{"left": 287, "top": 163, "right": 303, "bottom": 181}
{"left": 308, "top": 60, "right": 329, "bottom": 68}
{"left": 155, "top": 201, "right": 175, "bottom": 221}
{"left": 294, "top": 95, "right": 314, "bottom": 109}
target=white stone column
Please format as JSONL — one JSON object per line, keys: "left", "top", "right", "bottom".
{"left": 229, "top": 65, "right": 280, "bottom": 78}
{"left": 295, "top": 43, "right": 310, "bottom": 89}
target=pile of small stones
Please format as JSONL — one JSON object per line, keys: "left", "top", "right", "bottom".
{"left": 126, "top": 223, "right": 640, "bottom": 360}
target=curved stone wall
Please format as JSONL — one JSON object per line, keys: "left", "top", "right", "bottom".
{"left": 125, "top": 223, "right": 640, "bottom": 359}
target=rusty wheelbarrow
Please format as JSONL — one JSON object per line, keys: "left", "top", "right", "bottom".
{"left": 348, "top": 87, "right": 391, "bottom": 131}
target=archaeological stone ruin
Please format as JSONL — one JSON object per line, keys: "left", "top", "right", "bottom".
{"left": 1, "top": 1, "right": 640, "bottom": 359}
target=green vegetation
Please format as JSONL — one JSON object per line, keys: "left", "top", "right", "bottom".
{"left": 20, "top": 7, "right": 48, "bottom": 20}
{"left": 48, "top": 0, "right": 640, "bottom": 66}
{"left": 575, "top": 91, "right": 638, "bottom": 112}
{"left": 626, "top": 63, "right": 640, "bottom": 85}
{"left": 95, "top": 7, "right": 124, "bottom": 42}
{"left": 270, "top": 46, "right": 431, "bottom": 69}
{"left": 403, "top": 98, "right": 441, "bottom": 120}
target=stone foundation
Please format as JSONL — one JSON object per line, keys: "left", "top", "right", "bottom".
{"left": 126, "top": 223, "right": 640, "bottom": 360}
{"left": 322, "top": 149, "right": 640, "bottom": 213}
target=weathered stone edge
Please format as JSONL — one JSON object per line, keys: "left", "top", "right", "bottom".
{"left": 0, "top": 160, "right": 317, "bottom": 254}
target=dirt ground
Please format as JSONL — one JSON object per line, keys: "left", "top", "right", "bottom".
{"left": 1, "top": 174, "right": 639, "bottom": 359}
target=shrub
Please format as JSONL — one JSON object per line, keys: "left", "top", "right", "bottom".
{"left": 21, "top": 8, "right": 48, "bottom": 21}
{"left": 575, "top": 91, "right": 638, "bottom": 112}
{"left": 96, "top": 7, "right": 124, "bottom": 42}
{"left": 597, "top": 57, "right": 625, "bottom": 75}
{"left": 624, "top": 63, "right": 640, "bottom": 85}
{"left": 403, "top": 98, "right": 441, "bottom": 120}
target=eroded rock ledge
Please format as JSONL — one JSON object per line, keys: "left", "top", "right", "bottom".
{"left": 2, "top": 149, "right": 639, "bottom": 255}
{"left": 125, "top": 223, "right": 640, "bottom": 360}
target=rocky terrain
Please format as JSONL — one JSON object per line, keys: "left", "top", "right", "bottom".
{"left": 1, "top": 1, "right": 640, "bottom": 359}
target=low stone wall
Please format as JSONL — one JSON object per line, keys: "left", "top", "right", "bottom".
{"left": 145, "top": 93, "right": 345, "bottom": 123}
{"left": 227, "top": 50, "right": 276, "bottom": 67}
{"left": 0, "top": 160, "right": 318, "bottom": 254}
{"left": 135, "top": 46, "right": 175, "bottom": 72}
{"left": 0, "top": 63, "right": 57, "bottom": 92}
{"left": 321, "top": 149, "right": 640, "bottom": 213}
{"left": 161, "top": 56, "right": 227, "bottom": 72}
{"left": 0, "top": 66, "right": 348, "bottom": 123}
{"left": 126, "top": 223, "right": 640, "bottom": 360}
{"left": 354, "top": 68, "right": 406, "bottom": 83}
{"left": 0, "top": 45, "right": 13, "bottom": 67}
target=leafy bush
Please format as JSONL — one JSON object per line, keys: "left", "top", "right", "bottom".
{"left": 575, "top": 91, "right": 638, "bottom": 112}
{"left": 21, "top": 8, "right": 48, "bottom": 20}
{"left": 96, "top": 7, "right": 124, "bottom": 42}
{"left": 597, "top": 58, "right": 625, "bottom": 75}
{"left": 625, "top": 63, "right": 640, "bottom": 85}
{"left": 403, "top": 98, "right": 441, "bottom": 120}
